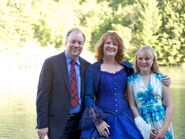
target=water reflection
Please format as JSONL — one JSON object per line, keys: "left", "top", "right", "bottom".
{"left": 0, "top": 65, "right": 185, "bottom": 139}
{"left": 0, "top": 64, "right": 39, "bottom": 138}
{"left": 0, "top": 96, "right": 37, "bottom": 138}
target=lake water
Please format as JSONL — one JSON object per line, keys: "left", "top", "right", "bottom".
{"left": 0, "top": 52, "right": 185, "bottom": 139}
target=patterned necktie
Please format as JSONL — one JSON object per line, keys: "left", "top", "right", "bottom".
{"left": 69, "top": 59, "right": 79, "bottom": 107}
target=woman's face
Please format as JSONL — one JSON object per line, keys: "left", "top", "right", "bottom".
{"left": 103, "top": 38, "right": 118, "bottom": 58}
{"left": 136, "top": 51, "right": 153, "bottom": 72}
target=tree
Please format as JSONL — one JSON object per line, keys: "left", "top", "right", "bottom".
{"left": 157, "top": 0, "right": 185, "bottom": 65}
{"left": 136, "top": 0, "right": 162, "bottom": 46}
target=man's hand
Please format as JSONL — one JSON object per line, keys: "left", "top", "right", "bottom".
{"left": 37, "top": 127, "right": 48, "bottom": 139}
{"left": 162, "top": 75, "right": 171, "bottom": 86}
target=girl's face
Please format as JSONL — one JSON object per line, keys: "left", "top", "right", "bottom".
{"left": 136, "top": 51, "right": 154, "bottom": 72}
{"left": 103, "top": 38, "right": 118, "bottom": 57}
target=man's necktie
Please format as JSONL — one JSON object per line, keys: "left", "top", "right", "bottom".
{"left": 69, "top": 59, "right": 79, "bottom": 107}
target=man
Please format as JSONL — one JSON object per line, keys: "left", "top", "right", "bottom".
{"left": 36, "top": 28, "right": 90, "bottom": 139}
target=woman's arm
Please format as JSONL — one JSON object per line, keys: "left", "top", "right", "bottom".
{"left": 84, "top": 65, "right": 96, "bottom": 107}
{"left": 81, "top": 65, "right": 109, "bottom": 136}
{"left": 156, "top": 85, "right": 174, "bottom": 138}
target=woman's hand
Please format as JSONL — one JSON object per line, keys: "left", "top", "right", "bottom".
{"left": 162, "top": 75, "right": 171, "bottom": 86}
{"left": 95, "top": 120, "right": 110, "bottom": 138}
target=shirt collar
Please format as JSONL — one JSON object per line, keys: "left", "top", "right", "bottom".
{"left": 64, "top": 51, "right": 80, "bottom": 65}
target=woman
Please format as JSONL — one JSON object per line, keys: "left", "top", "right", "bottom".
{"left": 80, "top": 32, "right": 142, "bottom": 139}
{"left": 127, "top": 46, "right": 174, "bottom": 139}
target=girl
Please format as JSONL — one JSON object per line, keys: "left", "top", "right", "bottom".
{"left": 127, "top": 46, "right": 174, "bottom": 139}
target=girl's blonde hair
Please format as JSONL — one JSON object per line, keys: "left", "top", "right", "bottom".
{"left": 135, "top": 46, "right": 159, "bottom": 73}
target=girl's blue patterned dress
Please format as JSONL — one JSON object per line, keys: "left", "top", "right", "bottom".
{"left": 128, "top": 73, "right": 174, "bottom": 139}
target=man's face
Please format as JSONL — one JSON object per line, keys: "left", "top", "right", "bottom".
{"left": 66, "top": 31, "right": 85, "bottom": 59}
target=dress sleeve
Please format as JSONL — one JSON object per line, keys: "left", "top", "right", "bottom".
{"left": 155, "top": 73, "right": 163, "bottom": 81}
{"left": 127, "top": 75, "right": 134, "bottom": 86}
{"left": 80, "top": 65, "right": 105, "bottom": 129}
{"left": 79, "top": 106, "right": 106, "bottom": 129}
{"left": 84, "top": 65, "right": 96, "bottom": 107}
{"left": 123, "top": 60, "right": 135, "bottom": 76}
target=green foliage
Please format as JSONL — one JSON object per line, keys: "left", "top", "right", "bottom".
{"left": 0, "top": 0, "right": 184, "bottom": 65}
{"left": 136, "top": 0, "right": 162, "bottom": 46}
{"left": 106, "top": 0, "right": 135, "bottom": 10}
{"left": 33, "top": 19, "right": 52, "bottom": 47}
{"left": 75, "top": 0, "right": 113, "bottom": 50}
{"left": 90, "top": 18, "right": 113, "bottom": 50}
{"left": 0, "top": 0, "right": 34, "bottom": 46}
{"left": 157, "top": 0, "right": 185, "bottom": 65}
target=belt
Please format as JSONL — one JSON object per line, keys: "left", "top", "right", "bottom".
{"left": 68, "top": 112, "right": 81, "bottom": 121}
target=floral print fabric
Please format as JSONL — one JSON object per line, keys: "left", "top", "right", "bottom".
{"left": 128, "top": 73, "right": 174, "bottom": 139}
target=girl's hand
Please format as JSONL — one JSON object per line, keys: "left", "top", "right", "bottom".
{"left": 150, "top": 128, "right": 157, "bottom": 139}
{"left": 95, "top": 120, "right": 110, "bottom": 138}
{"left": 155, "top": 129, "right": 165, "bottom": 139}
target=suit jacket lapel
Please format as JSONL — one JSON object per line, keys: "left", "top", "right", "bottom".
{"left": 59, "top": 52, "right": 70, "bottom": 93}
{"left": 79, "top": 57, "right": 86, "bottom": 98}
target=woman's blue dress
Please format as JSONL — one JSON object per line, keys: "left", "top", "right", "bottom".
{"left": 80, "top": 69, "right": 142, "bottom": 139}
